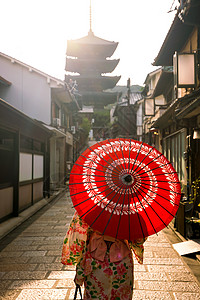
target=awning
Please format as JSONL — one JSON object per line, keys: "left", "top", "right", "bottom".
{"left": 0, "top": 76, "right": 12, "bottom": 86}
{"left": 176, "top": 96, "right": 200, "bottom": 119}
{"left": 43, "top": 124, "right": 67, "bottom": 137}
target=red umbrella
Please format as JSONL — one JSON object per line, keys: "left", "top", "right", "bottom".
{"left": 69, "top": 138, "right": 181, "bottom": 241}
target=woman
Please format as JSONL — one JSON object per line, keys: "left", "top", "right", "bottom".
{"left": 61, "top": 212, "right": 146, "bottom": 300}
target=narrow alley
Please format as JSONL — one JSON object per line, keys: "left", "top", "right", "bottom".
{"left": 0, "top": 192, "right": 200, "bottom": 300}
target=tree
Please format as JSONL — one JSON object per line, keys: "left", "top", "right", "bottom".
{"left": 80, "top": 117, "right": 91, "bottom": 137}
{"left": 93, "top": 110, "right": 110, "bottom": 127}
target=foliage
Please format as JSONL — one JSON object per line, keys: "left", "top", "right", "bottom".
{"left": 80, "top": 117, "right": 91, "bottom": 136}
{"left": 93, "top": 110, "right": 110, "bottom": 127}
{"left": 191, "top": 176, "right": 200, "bottom": 202}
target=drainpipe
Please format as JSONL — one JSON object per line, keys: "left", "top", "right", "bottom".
{"left": 186, "top": 132, "right": 192, "bottom": 201}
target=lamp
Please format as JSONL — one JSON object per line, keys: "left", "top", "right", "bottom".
{"left": 150, "top": 127, "right": 158, "bottom": 134}
{"left": 144, "top": 98, "right": 155, "bottom": 116}
{"left": 173, "top": 52, "right": 197, "bottom": 88}
{"left": 137, "top": 125, "right": 143, "bottom": 136}
{"left": 193, "top": 129, "right": 200, "bottom": 139}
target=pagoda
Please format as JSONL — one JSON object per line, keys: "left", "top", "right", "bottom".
{"left": 65, "top": 2, "right": 121, "bottom": 108}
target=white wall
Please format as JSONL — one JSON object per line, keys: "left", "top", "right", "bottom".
{"left": 0, "top": 55, "right": 51, "bottom": 124}
{"left": 155, "top": 95, "right": 166, "bottom": 106}
{"left": 136, "top": 103, "right": 143, "bottom": 126}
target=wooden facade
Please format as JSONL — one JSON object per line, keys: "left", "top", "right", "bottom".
{"left": 0, "top": 99, "right": 52, "bottom": 222}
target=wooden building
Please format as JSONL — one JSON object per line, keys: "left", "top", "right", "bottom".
{"left": 0, "top": 98, "right": 52, "bottom": 222}
{"left": 148, "top": 0, "right": 200, "bottom": 237}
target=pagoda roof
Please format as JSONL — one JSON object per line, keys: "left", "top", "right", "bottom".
{"left": 65, "top": 74, "right": 121, "bottom": 91}
{"left": 65, "top": 58, "right": 120, "bottom": 74}
{"left": 81, "top": 91, "right": 119, "bottom": 108}
{"left": 67, "top": 31, "right": 118, "bottom": 58}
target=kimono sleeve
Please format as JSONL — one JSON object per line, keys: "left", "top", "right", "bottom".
{"left": 129, "top": 238, "right": 147, "bottom": 264}
{"left": 61, "top": 212, "right": 90, "bottom": 265}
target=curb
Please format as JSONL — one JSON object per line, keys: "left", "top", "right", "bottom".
{"left": 168, "top": 223, "right": 200, "bottom": 263}
{"left": 0, "top": 188, "right": 66, "bottom": 241}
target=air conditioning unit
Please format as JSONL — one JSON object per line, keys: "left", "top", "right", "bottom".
{"left": 53, "top": 118, "right": 61, "bottom": 127}
{"left": 71, "top": 126, "right": 76, "bottom": 134}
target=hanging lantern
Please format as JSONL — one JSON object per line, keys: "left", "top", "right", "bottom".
{"left": 144, "top": 98, "right": 155, "bottom": 116}
{"left": 173, "top": 52, "right": 197, "bottom": 88}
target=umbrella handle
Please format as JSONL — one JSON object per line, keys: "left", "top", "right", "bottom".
{"left": 74, "top": 284, "right": 82, "bottom": 300}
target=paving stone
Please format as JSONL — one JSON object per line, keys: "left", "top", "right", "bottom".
{"left": 42, "top": 212, "right": 60, "bottom": 216}
{"left": 15, "top": 289, "right": 68, "bottom": 300}
{"left": 147, "top": 265, "right": 190, "bottom": 273}
{"left": 134, "top": 272, "right": 168, "bottom": 281}
{"left": 0, "top": 280, "right": 12, "bottom": 289}
{"left": 22, "top": 251, "right": 47, "bottom": 257}
{"left": 57, "top": 221, "right": 71, "bottom": 225}
{"left": 8, "top": 279, "right": 56, "bottom": 289}
{"left": 20, "top": 232, "right": 58, "bottom": 237}
{"left": 0, "top": 264, "right": 37, "bottom": 271}
{"left": 0, "top": 289, "right": 21, "bottom": 300}
{"left": 28, "top": 256, "right": 54, "bottom": 263}
{"left": 38, "top": 217, "right": 61, "bottom": 222}
{"left": 153, "top": 249, "right": 179, "bottom": 258}
{"left": 27, "top": 223, "right": 55, "bottom": 228}
{"left": 143, "top": 251, "right": 154, "bottom": 258}
{"left": 173, "top": 292, "right": 200, "bottom": 299}
{"left": 31, "top": 240, "right": 62, "bottom": 246}
{"left": 37, "top": 244, "right": 62, "bottom": 251}
{"left": 45, "top": 236, "right": 63, "bottom": 242}
{"left": 0, "top": 251, "right": 23, "bottom": 258}
{"left": 48, "top": 271, "right": 76, "bottom": 279}
{"left": 46, "top": 250, "right": 61, "bottom": 256}
{"left": 137, "top": 281, "right": 200, "bottom": 292}
{"left": 133, "top": 264, "right": 147, "bottom": 272}
{"left": 13, "top": 237, "right": 45, "bottom": 242}
{"left": 0, "top": 257, "right": 30, "bottom": 264}
{"left": 147, "top": 235, "right": 169, "bottom": 243}
{"left": 144, "top": 242, "right": 171, "bottom": 248}
{"left": 36, "top": 263, "right": 63, "bottom": 271}
{"left": 144, "top": 258, "right": 184, "bottom": 265}
{"left": 57, "top": 232, "right": 66, "bottom": 236}
{"left": 56, "top": 278, "right": 75, "bottom": 288}
{"left": 167, "top": 272, "right": 197, "bottom": 282}
{"left": 2, "top": 271, "right": 47, "bottom": 280}
{"left": 10, "top": 240, "right": 32, "bottom": 245}
{"left": 52, "top": 225, "right": 67, "bottom": 231}
{"left": 24, "top": 224, "right": 55, "bottom": 229}
{"left": 55, "top": 256, "right": 64, "bottom": 263}
{"left": 62, "top": 265, "right": 76, "bottom": 271}
{"left": 30, "top": 240, "right": 50, "bottom": 246}
{"left": 0, "top": 272, "right": 5, "bottom": 279}
{"left": 34, "top": 220, "right": 59, "bottom": 225}
{"left": 2, "top": 245, "right": 38, "bottom": 252}
{"left": 132, "top": 290, "right": 172, "bottom": 299}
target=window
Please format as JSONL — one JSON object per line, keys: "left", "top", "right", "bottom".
{"left": 163, "top": 129, "right": 186, "bottom": 184}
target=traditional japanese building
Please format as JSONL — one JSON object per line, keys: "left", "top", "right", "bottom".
{"left": 65, "top": 4, "right": 121, "bottom": 108}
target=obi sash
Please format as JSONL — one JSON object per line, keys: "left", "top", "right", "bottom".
{"left": 88, "top": 232, "right": 131, "bottom": 263}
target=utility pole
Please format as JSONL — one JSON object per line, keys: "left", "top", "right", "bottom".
{"left": 126, "top": 78, "right": 131, "bottom": 138}
{"left": 127, "top": 77, "right": 130, "bottom": 106}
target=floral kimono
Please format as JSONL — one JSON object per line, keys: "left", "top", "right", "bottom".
{"left": 61, "top": 212, "right": 146, "bottom": 300}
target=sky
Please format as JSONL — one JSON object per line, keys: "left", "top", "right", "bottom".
{"left": 1, "top": 0, "right": 178, "bottom": 86}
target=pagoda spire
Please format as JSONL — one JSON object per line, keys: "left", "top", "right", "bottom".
{"left": 89, "top": 0, "right": 93, "bottom": 34}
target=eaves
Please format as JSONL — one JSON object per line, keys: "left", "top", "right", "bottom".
{"left": 153, "top": 14, "right": 194, "bottom": 66}
{"left": 152, "top": 99, "right": 178, "bottom": 128}
{"left": 176, "top": 92, "right": 200, "bottom": 119}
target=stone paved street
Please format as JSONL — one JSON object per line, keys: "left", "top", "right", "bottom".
{"left": 0, "top": 192, "right": 200, "bottom": 300}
